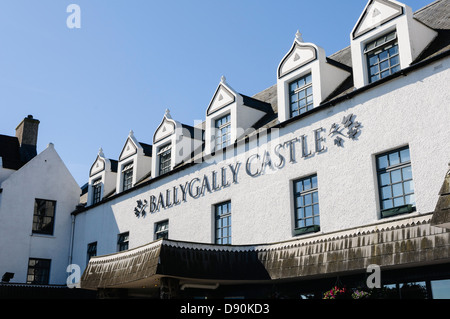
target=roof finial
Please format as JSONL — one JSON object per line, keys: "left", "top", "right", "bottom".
{"left": 295, "top": 30, "right": 303, "bottom": 42}
{"left": 221, "top": 75, "right": 226, "bottom": 83}
{"left": 129, "top": 130, "right": 134, "bottom": 136}
{"left": 98, "top": 147, "right": 104, "bottom": 157}
{"left": 165, "top": 108, "right": 172, "bottom": 119}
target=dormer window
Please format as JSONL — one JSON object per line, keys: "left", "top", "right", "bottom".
{"left": 122, "top": 162, "right": 133, "bottom": 191}
{"left": 204, "top": 76, "right": 272, "bottom": 155}
{"left": 365, "top": 31, "right": 400, "bottom": 83}
{"left": 277, "top": 31, "right": 350, "bottom": 123}
{"left": 92, "top": 178, "right": 102, "bottom": 204}
{"left": 350, "top": 0, "right": 437, "bottom": 89}
{"left": 215, "top": 114, "right": 231, "bottom": 150}
{"left": 289, "top": 73, "right": 313, "bottom": 117}
{"left": 158, "top": 144, "right": 171, "bottom": 175}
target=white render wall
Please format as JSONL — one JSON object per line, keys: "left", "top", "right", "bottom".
{"left": 72, "top": 57, "right": 450, "bottom": 271}
{"left": 0, "top": 144, "right": 81, "bottom": 285}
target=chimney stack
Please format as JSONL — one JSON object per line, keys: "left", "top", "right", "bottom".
{"left": 15, "top": 115, "right": 40, "bottom": 163}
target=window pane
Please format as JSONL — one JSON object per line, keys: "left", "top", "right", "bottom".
{"left": 404, "top": 180, "right": 414, "bottom": 194}
{"left": 392, "top": 183, "right": 403, "bottom": 197}
{"left": 305, "top": 218, "right": 313, "bottom": 226}
{"left": 405, "top": 194, "right": 415, "bottom": 205}
{"left": 394, "top": 197, "right": 405, "bottom": 207}
{"left": 304, "top": 194, "right": 312, "bottom": 205}
{"left": 379, "top": 50, "right": 388, "bottom": 61}
{"left": 388, "top": 45, "right": 398, "bottom": 55}
{"left": 402, "top": 166, "right": 412, "bottom": 180}
{"left": 380, "top": 173, "right": 390, "bottom": 186}
{"left": 378, "top": 155, "right": 388, "bottom": 170}
{"left": 303, "top": 178, "right": 311, "bottom": 190}
{"left": 380, "top": 60, "right": 389, "bottom": 71}
{"left": 390, "top": 55, "right": 399, "bottom": 67}
{"left": 313, "top": 204, "right": 319, "bottom": 215}
{"left": 305, "top": 206, "right": 312, "bottom": 217}
{"left": 400, "top": 149, "right": 410, "bottom": 162}
{"left": 383, "top": 199, "right": 393, "bottom": 210}
{"left": 381, "top": 186, "right": 392, "bottom": 199}
{"left": 431, "top": 280, "right": 450, "bottom": 299}
{"left": 312, "top": 192, "right": 318, "bottom": 203}
{"left": 391, "top": 169, "right": 402, "bottom": 183}
{"left": 369, "top": 55, "right": 378, "bottom": 65}
{"left": 311, "top": 175, "right": 318, "bottom": 188}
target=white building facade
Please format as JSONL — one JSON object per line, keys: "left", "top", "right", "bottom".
{"left": 0, "top": 116, "right": 81, "bottom": 290}
{"left": 71, "top": 0, "right": 450, "bottom": 298}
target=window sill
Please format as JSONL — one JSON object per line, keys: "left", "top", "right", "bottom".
{"left": 381, "top": 204, "right": 416, "bottom": 218}
{"left": 294, "top": 225, "right": 320, "bottom": 236}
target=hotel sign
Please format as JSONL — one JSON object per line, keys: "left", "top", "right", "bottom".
{"left": 134, "top": 114, "right": 361, "bottom": 217}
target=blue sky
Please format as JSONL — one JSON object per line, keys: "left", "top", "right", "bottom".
{"left": 0, "top": 0, "right": 433, "bottom": 186}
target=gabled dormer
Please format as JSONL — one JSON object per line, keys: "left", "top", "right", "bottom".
{"left": 204, "top": 76, "right": 273, "bottom": 155}
{"left": 351, "top": 0, "right": 437, "bottom": 89}
{"left": 87, "top": 148, "right": 117, "bottom": 205}
{"left": 116, "top": 130, "right": 152, "bottom": 193}
{"left": 152, "top": 109, "right": 203, "bottom": 177}
{"left": 277, "top": 31, "right": 351, "bottom": 123}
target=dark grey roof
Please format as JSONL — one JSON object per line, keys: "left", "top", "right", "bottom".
{"left": 251, "top": 0, "right": 450, "bottom": 109}
{"left": 0, "top": 135, "right": 24, "bottom": 170}
{"left": 138, "top": 142, "right": 153, "bottom": 157}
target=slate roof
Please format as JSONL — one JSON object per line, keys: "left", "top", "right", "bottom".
{"left": 81, "top": 213, "right": 450, "bottom": 289}
{"left": 0, "top": 135, "right": 24, "bottom": 170}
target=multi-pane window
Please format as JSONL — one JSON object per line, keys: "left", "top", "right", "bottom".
{"left": 87, "top": 242, "right": 97, "bottom": 264}
{"left": 158, "top": 144, "right": 171, "bottom": 175}
{"left": 215, "top": 201, "right": 231, "bottom": 245}
{"left": 122, "top": 162, "right": 133, "bottom": 191}
{"left": 215, "top": 114, "right": 231, "bottom": 150}
{"left": 117, "top": 232, "right": 129, "bottom": 252}
{"left": 376, "top": 147, "right": 415, "bottom": 215}
{"left": 32, "top": 199, "right": 56, "bottom": 235}
{"left": 289, "top": 73, "right": 313, "bottom": 118}
{"left": 293, "top": 175, "right": 320, "bottom": 230}
{"left": 92, "top": 178, "right": 102, "bottom": 204}
{"left": 27, "top": 258, "right": 51, "bottom": 285}
{"left": 365, "top": 31, "right": 400, "bottom": 83}
{"left": 155, "top": 220, "right": 169, "bottom": 240}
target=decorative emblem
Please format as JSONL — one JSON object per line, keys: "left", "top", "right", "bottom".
{"left": 134, "top": 199, "right": 148, "bottom": 218}
{"left": 328, "top": 114, "right": 362, "bottom": 147}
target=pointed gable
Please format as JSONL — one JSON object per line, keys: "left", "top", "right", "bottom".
{"left": 278, "top": 32, "right": 317, "bottom": 79}
{"left": 206, "top": 76, "right": 236, "bottom": 116}
{"left": 119, "top": 134, "right": 138, "bottom": 161}
{"left": 352, "top": 0, "right": 404, "bottom": 39}
{"left": 154, "top": 110, "right": 177, "bottom": 143}
{"left": 90, "top": 154, "right": 105, "bottom": 177}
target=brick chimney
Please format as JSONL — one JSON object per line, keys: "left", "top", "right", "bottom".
{"left": 15, "top": 115, "right": 40, "bottom": 163}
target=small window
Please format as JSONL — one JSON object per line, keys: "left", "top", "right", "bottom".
{"left": 87, "top": 242, "right": 97, "bottom": 265}
{"left": 293, "top": 175, "right": 320, "bottom": 235}
{"left": 376, "top": 146, "right": 415, "bottom": 218}
{"left": 215, "top": 114, "right": 231, "bottom": 150}
{"left": 365, "top": 31, "right": 400, "bottom": 83}
{"left": 27, "top": 258, "right": 51, "bottom": 285}
{"left": 117, "top": 232, "right": 129, "bottom": 252}
{"left": 289, "top": 73, "right": 313, "bottom": 118}
{"left": 155, "top": 220, "right": 169, "bottom": 240}
{"left": 32, "top": 199, "right": 56, "bottom": 235}
{"left": 158, "top": 144, "right": 171, "bottom": 175}
{"left": 122, "top": 162, "right": 133, "bottom": 191}
{"left": 92, "top": 178, "right": 102, "bottom": 204}
{"left": 215, "top": 201, "right": 231, "bottom": 245}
